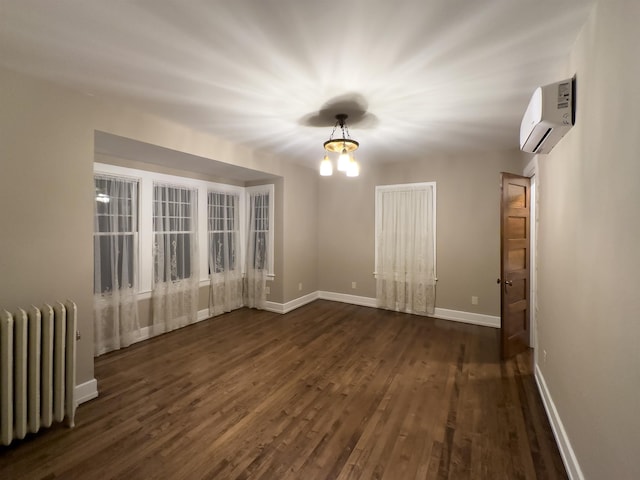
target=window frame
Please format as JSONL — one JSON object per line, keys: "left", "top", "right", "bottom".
{"left": 207, "top": 190, "right": 243, "bottom": 275}
{"left": 152, "top": 182, "right": 197, "bottom": 283}
{"left": 93, "top": 174, "right": 139, "bottom": 295}
{"left": 246, "top": 184, "right": 275, "bottom": 276}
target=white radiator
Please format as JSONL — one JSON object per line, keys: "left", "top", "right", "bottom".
{"left": 0, "top": 300, "right": 77, "bottom": 446}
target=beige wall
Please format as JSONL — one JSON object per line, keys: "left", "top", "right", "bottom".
{"left": 318, "top": 151, "right": 525, "bottom": 316}
{"left": 282, "top": 166, "right": 319, "bottom": 301}
{"left": 317, "top": 169, "right": 379, "bottom": 298}
{"left": 0, "top": 70, "right": 95, "bottom": 385}
{"left": 535, "top": 1, "right": 640, "bottom": 478}
{"left": 0, "top": 67, "right": 317, "bottom": 386}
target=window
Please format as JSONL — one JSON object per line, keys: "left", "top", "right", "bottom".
{"left": 93, "top": 176, "right": 138, "bottom": 294}
{"left": 246, "top": 185, "right": 274, "bottom": 274}
{"left": 375, "top": 182, "right": 437, "bottom": 315}
{"left": 250, "top": 193, "right": 269, "bottom": 269}
{"left": 153, "top": 184, "right": 196, "bottom": 282}
{"left": 94, "top": 162, "right": 275, "bottom": 293}
{"left": 208, "top": 191, "right": 239, "bottom": 273}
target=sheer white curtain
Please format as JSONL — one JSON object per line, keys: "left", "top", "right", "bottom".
{"left": 375, "top": 184, "right": 436, "bottom": 316}
{"left": 93, "top": 175, "right": 140, "bottom": 356}
{"left": 244, "top": 190, "right": 269, "bottom": 309}
{"left": 152, "top": 184, "right": 199, "bottom": 335}
{"left": 208, "top": 192, "right": 243, "bottom": 316}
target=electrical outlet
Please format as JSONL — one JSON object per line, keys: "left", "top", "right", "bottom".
{"left": 298, "top": 282, "right": 303, "bottom": 291}
{"left": 265, "top": 286, "right": 270, "bottom": 295}
{"left": 471, "top": 296, "right": 478, "bottom": 305}
{"left": 351, "top": 281, "right": 357, "bottom": 289}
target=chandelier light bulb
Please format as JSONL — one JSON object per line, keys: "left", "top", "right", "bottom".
{"left": 320, "top": 155, "right": 333, "bottom": 176}
{"left": 337, "top": 148, "right": 350, "bottom": 172}
{"left": 346, "top": 158, "right": 360, "bottom": 177}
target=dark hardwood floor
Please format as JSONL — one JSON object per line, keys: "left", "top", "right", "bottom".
{"left": 0, "top": 300, "right": 567, "bottom": 479}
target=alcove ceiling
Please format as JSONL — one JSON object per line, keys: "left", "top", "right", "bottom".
{"left": 95, "top": 131, "right": 280, "bottom": 183}
{"left": 0, "top": 0, "right": 594, "bottom": 169}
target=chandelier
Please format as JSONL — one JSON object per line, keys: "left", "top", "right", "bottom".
{"left": 320, "top": 113, "right": 360, "bottom": 177}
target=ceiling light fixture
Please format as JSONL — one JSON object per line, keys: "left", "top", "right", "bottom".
{"left": 320, "top": 113, "right": 359, "bottom": 177}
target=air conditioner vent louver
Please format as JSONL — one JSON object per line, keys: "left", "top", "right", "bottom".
{"left": 533, "top": 128, "right": 552, "bottom": 153}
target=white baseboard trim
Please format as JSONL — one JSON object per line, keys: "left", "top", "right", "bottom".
{"left": 318, "top": 291, "right": 378, "bottom": 308}
{"left": 197, "top": 308, "right": 211, "bottom": 322}
{"left": 433, "top": 307, "right": 500, "bottom": 329}
{"left": 263, "top": 302, "right": 282, "bottom": 313}
{"left": 317, "top": 292, "right": 499, "bottom": 329}
{"left": 535, "top": 364, "right": 584, "bottom": 480}
{"left": 75, "top": 378, "right": 98, "bottom": 406}
{"left": 265, "top": 291, "right": 319, "bottom": 314}
{"left": 261, "top": 291, "right": 500, "bottom": 330}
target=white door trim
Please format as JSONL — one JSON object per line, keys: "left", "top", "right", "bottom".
{"left": 524, "top": 156, "right": 538, "bottom": 357}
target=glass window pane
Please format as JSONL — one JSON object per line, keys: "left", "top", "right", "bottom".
{"left": 94, "top": 234, "right": 135, "bottom": 294}
{"left": 153, "top": 232, "right": 192, "bottom": 282}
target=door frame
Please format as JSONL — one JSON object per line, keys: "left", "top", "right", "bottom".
{"left": 523, "top": 157, "right": 538, "bottom": 358}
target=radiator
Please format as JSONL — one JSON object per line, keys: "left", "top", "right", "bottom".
{"left": 0, "top": 301, "right": 77, "bottom": 446}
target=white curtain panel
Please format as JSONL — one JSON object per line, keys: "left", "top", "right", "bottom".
{"left": 93, "top": 175, "right": 140, "bottom": 356}
{"left": 151, "top": 184, "right": 199, "bottom": 335}
{"left": 376, "top": 185, "right": 436, "bottom": 316}
{"left": 244, "top": 191, "right": 269, "bottom": 309}
{"left": 208, "top": 192, "right": 243, "bottom": 316}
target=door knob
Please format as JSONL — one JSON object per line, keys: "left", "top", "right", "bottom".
{"left": 504, "top": 280, "right": 513, "bottom": 286}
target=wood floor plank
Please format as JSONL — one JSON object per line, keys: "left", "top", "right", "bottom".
{"left": 0, "top": 300, "right": 568, "bottom": 479}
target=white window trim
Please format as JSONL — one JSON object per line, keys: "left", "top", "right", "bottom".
{"left": 374, "top": 182, "right": 437, "bottom": 279}
{"left": 94, "top": 162, "right": 274, "bottom": 297}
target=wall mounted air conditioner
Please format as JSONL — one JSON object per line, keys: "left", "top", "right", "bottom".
{"left": 520, "top": 77, "right": 575, "bottom": 154}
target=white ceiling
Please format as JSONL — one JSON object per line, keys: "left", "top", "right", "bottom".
{"left": 0, "top": 0, "right": 594, "bottom": 170}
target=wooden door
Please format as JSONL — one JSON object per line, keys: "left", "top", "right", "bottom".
{"left": 500, "top": 173, "right": 531, "bottom": 359}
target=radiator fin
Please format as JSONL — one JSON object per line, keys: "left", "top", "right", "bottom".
{"left": 27, "top": 306, "right": 41, "bottom": 434}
